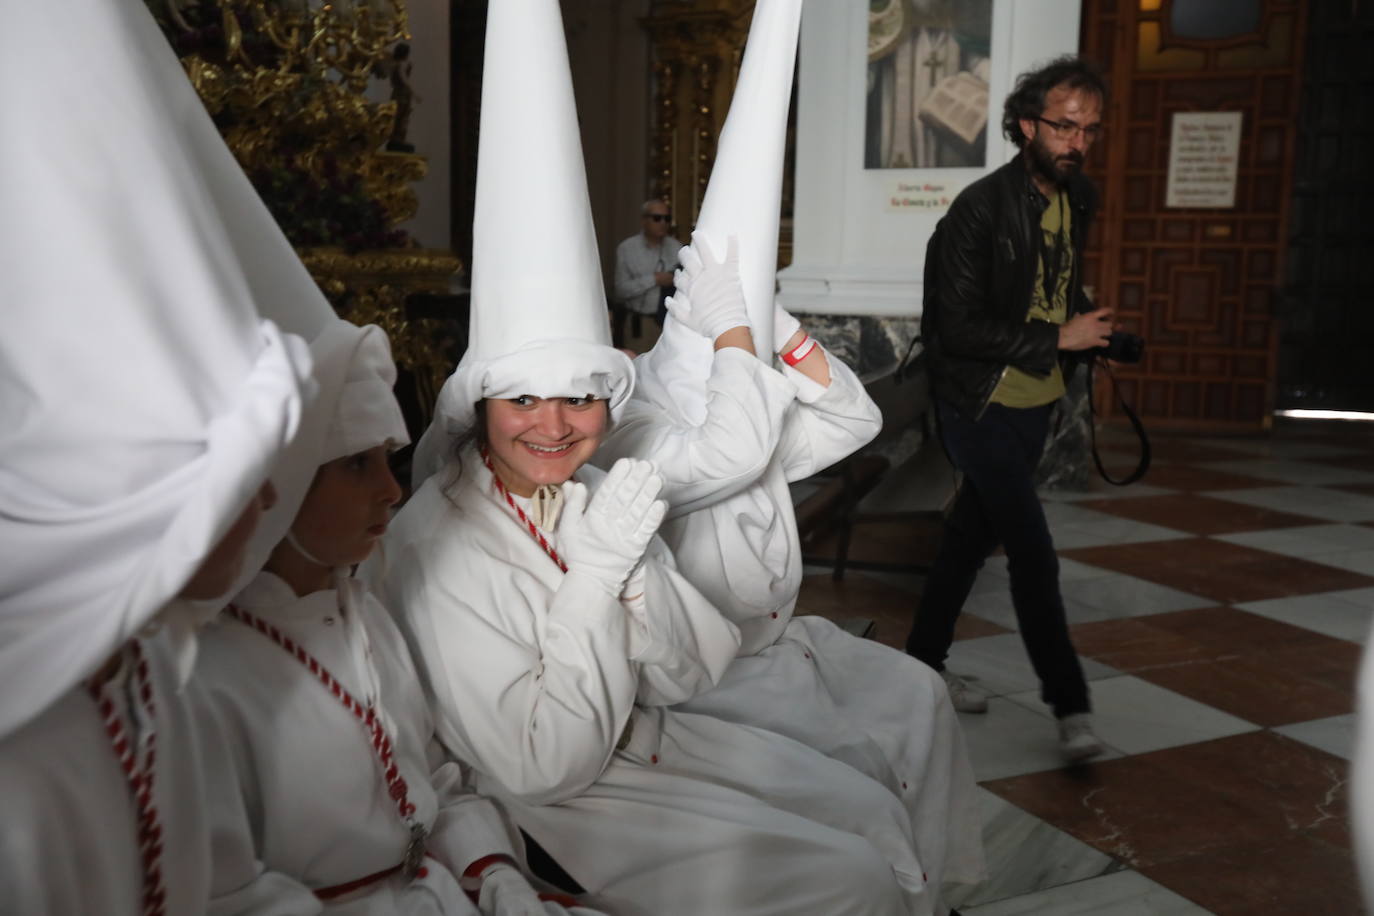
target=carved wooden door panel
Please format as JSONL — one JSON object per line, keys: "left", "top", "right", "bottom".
{"left": 1080, "top": 0, "right": 1307, "bottom": 429}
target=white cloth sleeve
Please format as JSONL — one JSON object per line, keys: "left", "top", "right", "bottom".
{"left": 620, "top": 540, "right": 740, "bottom": 706}
{"left": 599, "top": 348, "right": 799, "bottom": 519}
{"left": 425, "top": 747, "right": 524, "bottom": 877}
{"left": 773, "top": 343, "right": 883, "bottom": 482}
{"left": 390, "top": 543, "right": 638, "bottom": 806}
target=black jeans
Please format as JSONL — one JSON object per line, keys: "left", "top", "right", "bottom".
{"left": 905, "top": 399, "right": 1090, "bottom": 718}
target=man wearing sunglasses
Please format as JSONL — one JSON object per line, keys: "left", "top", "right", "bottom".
{"left": 906, "top": 56, "right": 1113, "bottom": 763}
{"left": 613, "top": 199, "right": 684, "bottom": 343}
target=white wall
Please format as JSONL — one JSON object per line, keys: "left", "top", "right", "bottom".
{"left": 779, "top": 0, "right": 1080, "bottom": 317}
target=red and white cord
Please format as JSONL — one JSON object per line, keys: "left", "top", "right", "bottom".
{"left": 87, "top": 641, "right": 167, "bottom": 916}
{"left": 481, "top": 448, "right": 568, "bottom": 572}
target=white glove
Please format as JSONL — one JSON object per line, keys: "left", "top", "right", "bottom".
{"left": 558, "top": 459, "right": 666, "bottom": 598}
{"left": 666, "top": 234, "right": 750, "bottom": 341}
{"left": 477, "top": 863, "right": 544, "bottom": 915}
{"left": 773, "top": 300, "right": 802, "bottom": 354}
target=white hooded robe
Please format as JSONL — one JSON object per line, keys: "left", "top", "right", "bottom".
{"left": 375, "top": 453, "right": 934, "bottom": 916}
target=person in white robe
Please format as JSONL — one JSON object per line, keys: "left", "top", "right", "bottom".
{"left": 591, "top": 4, "right": 985, "bottom": 912}
{"left": 0, "top": 1, "right": 315, "bottom": 913}
{"left": 375, "top": 1, "right": 933, "bottom": 913}
{"left": 192, "top": 325, "right": 604, "bottom": 915}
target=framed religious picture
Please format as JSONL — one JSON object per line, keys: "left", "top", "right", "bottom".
{"left": 864, "top": 0, "right": 993, "bottom": 169}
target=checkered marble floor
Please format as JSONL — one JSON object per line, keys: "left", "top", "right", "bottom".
{"left": 798, "top": 418, "right": 1374, "bottom": 915}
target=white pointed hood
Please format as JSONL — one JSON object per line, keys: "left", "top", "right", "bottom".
{"left": 414, "top": 0, "right": 632, "bottom": 485}
{"left": 0, "top": 1, "right": 316, "bottom": 736}
{"left": 640, "top": 0, "right": 803, "bottom": 426}
{"left": 688, "top": 0, "right": 803, "bottom": 359}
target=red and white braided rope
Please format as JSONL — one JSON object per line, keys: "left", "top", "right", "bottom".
{"left": 224, "top": 605, "right": 417, "bottom": 819}
{"left": 87, "top": 641, "right": 167, "bottom": 916}
{"left": 480, "top": 449, "right": 568, "bottom": 573}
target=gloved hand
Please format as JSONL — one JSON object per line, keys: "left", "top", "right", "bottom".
{"left": 772, "top": 299, "right": 802, "bottom": 354}
{"left": 666, "top": 234, "right": 750, "bottom": 341}
{"left": 477, "top": 862, "right": 544, "bottom": 915}
{"left": 558, "top": 459, "right": 666, "bottom": 598}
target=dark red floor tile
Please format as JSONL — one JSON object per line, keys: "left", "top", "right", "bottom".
{"left": 1141, "top": 833, "right": 1360, "bottom": 916}
{"left": 1070, "top": 610, "right": 1358, "bottom": 726}
{"left": 798, "top": 572, "right": 913, "bottom": 652}
{"left": 1060, "top": 538, "right": 1374, "bottom": 604}
{"left": 1069, "top": 615, "right": 1217, "bottom": 671}
{"left": 1075, "top": 493, "right": 1323, "bottom": 535}
{"left": 1120, "top": 462, "right": 1282, "bottom": 492}
{"left": 984, "top": 732, "right": 1351, "bottom": 872}
{"left": 1131, "top": 651, "right": 1354, "bottom": 727}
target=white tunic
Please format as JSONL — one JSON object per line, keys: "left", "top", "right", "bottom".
{"left": 191, "top": 572, "right": 597, "bottom": 915}
{"left": 0, "top": 631, "right": 211, "bottom": 916}
{"left": 376, "top": 454, "right": 934, "bottom": 916}
{"left": 595, "top": 341, "right": 987, "bottom": 905}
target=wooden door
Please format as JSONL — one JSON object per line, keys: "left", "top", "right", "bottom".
{"left": 1081, "top": 0, "right": 1308, "bottom": 429}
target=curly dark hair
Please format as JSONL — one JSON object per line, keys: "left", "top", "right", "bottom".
{"left": 1001, "top": 56, "right": 1107, "bottom": 149}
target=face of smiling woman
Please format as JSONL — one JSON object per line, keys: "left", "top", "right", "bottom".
{"left": 483, "top": 395, "right": 609, "bottom": 496}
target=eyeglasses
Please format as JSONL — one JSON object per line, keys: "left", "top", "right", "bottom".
{"left": 645, "top": 213, "right": 672, "bottom": 223}
{"left": 1035, "top": 117, "right": 1103, "bottom": 141}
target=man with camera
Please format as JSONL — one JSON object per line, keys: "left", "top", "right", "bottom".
{"left": 905, "top": 56, "right": 1116, "bottom": 762}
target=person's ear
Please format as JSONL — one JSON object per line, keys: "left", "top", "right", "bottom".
{"left": 1019, "top": 117, "right": 1037, "bottom": 144}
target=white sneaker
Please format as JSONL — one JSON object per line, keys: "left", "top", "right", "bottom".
{"left": 1058, "top": 713, "right": 1104, "bottom": 762}
{"left": 940, "top": 669, "right": 988, "bottom": 714}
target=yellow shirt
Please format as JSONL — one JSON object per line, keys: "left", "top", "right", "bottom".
{"left": 990, "top": 190, "right": 1071, "bottom": 408}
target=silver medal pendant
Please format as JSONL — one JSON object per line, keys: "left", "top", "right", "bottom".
{"left": 402, "top": 821, "right": 428, "bottom": 879}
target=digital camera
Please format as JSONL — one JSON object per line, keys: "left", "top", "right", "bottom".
{"left": 1098, "top": 331, "right": 1144, "bottom": 364}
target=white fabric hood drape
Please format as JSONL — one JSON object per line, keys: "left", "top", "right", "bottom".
{"left": 411, "top": 0, "right": 633, "bottom": 487}
{"left": 0, "top": 0, "right": 314, "bottom": 738}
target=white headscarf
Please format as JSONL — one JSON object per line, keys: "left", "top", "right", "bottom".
{"left": 410, "top": 0, "right": 633, "bottom": 487}
{"left": 0, "top": 0, "right": 314, "bottom": 737}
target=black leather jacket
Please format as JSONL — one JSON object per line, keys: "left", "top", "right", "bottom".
{"left": 921, "top": 153, "right": 1098, "bottom": 420}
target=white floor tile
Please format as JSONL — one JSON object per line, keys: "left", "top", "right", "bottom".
{"left": 1213, "top": 523, "right": 1374, "bottom": 558}
{"left": 944, "top": 634, "right": 1119, "bottom": 700}
{"left": 960, "top": 869, "right": 1214, "bottom": 915}
{"left": 1004, "top": 675, "right": 1258, "bottom": 756}
{"left": 1060, "top": 574, "right": 1213, "bottom": 620}
{"left": 1187, "top": 438, "right": 1364, "bottom": 460}
{"left": 1312, "top": 549, "right": 1374, "bottom": 576}
{"left": 955, "top": 696, "right": 1124, "bottom": 782}
{"left": 1274, "top": 714, "right": 1357, "bottom": 761}
{"left": 1196, "top": 458, "right": 1374, "bottom": 487}
{"left": 1237, "top": 588, "right": 1374, "bottom": 643}
{"left": 946, "top": 789, "right": 1121, "bottom": 910}
{"left": 1206, "top": 486, "right": 1374, "bottom": 523}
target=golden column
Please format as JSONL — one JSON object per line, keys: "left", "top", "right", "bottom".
{"left": 149, "top": 0, "right": 461, "bottom": 423}
{"left": 642, "top": 1, "right": 754, "bottom": 235}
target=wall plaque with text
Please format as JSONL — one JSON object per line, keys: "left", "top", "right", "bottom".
{"left": 1166, "top": 111, "right": 1243, "bottom": 209}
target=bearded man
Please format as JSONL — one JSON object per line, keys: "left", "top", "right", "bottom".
{"left": 905, "top": 56, "right": 1113, "bottom": 762}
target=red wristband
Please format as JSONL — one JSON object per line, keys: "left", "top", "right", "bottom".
{"left": 781, "top": 334, "right": 816, "bottom": 366}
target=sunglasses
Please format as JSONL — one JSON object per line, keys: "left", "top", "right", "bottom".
{"left": 645, "top": 213, "right": 672, "bottom": 223}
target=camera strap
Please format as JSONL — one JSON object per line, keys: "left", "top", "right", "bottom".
{"left": 1088, "top": 357, "right": 1151, "bottom": 485}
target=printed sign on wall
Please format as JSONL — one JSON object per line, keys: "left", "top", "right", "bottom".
{"left": 1166, "top": 111, "right": 1243, "bottom": 209}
